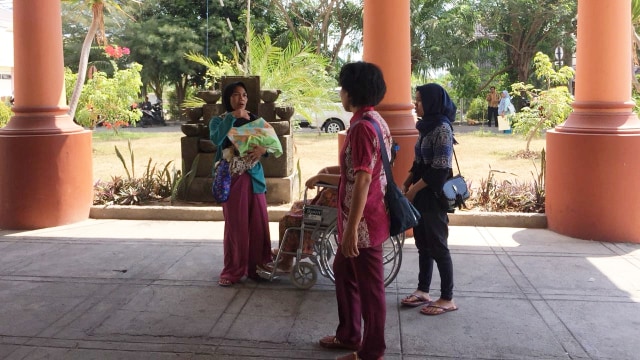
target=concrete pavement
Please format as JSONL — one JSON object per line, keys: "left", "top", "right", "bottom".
{"left": 1, "top": 219, "right": 639, "bottom": 359}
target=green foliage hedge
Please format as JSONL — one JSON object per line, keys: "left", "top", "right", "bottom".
{"left": 0, "top": 101, "right": 12, "bottom": 128}
{"left": 466, "top": 97, "right": 487, "bottom": 121}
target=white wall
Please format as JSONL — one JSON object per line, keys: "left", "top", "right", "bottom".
{"left": 0, "top": 8, "right": 13, "bottom": 97}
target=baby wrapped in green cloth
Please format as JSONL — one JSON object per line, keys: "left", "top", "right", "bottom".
{"left": 226, "top": 117, "right": 283, "bottom": 158}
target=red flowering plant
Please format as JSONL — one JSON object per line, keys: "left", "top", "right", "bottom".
{"left": 104, "top": 45, "right": 131, "bottom": 59}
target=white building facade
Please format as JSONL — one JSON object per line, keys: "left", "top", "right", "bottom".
{"left": 0, "top": 7, "right": 13, "bottom": 100}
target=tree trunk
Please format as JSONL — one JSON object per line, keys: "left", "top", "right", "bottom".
{"left": 67, "top": 19, "right": 100, "bottom": 118}
{"left": 526, "top": 116, "right": 547, "bottom": 152}
{"left": 174, "top": 76, "right": 188, "bottom": 120}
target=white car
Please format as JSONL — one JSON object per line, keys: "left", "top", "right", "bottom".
{"left": 296, "top": 104, "right": 351, "bottom": 133}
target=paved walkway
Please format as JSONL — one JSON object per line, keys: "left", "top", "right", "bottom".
{"left": 1, "top": 220, "right": 639, "bottom": 359}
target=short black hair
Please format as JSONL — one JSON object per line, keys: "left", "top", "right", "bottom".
{"left": 338, "top": 62, "right": 386, "bottom": 107}
{"left": 222, "top": 81, "right": 247, "bottom": 112}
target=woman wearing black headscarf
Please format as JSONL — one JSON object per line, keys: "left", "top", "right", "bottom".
{"left": 400, "top": 83, "right": 458, "bottom": 315}
{"left": 209, "top": 82, "right": 272, "bottom": 287}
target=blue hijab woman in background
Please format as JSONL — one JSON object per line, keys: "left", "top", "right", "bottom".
{"left": 497, "top": 90, "right": 515, "bottom": 131}
{"left": 498, "top": 90, "right": 515, "bottom": 117}
{"left": 401, "top": 83, "right": 458, "bottom": 315}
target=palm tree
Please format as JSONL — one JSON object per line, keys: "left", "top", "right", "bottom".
{"left": 62, "top": 0, "right": 138, "bottom": 118}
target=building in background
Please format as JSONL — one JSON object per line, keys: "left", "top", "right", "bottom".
{"left": 0, "top": 7, "right": 13, "bottom": 101}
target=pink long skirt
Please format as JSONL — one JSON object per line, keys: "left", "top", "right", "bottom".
{"left": 219, "top": 173, "right": 272, "bottom": 282}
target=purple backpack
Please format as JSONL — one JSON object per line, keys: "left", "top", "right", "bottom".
{"left": 212, "top": 159, "right": 231, "bottom": 203}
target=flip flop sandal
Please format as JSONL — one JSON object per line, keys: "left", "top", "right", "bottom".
{"left": 401, "top": 294, "right": 431, "bottom": 307}
{"left": 318, "top": 335, "right": 360, "bottom": 351}
{"left": 420, "top": 304, "right": 458, "bottom": 316}
{"left": 218, "top": 278, "right": 234, "bottom": 287}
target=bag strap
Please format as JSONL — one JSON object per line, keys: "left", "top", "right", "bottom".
{"left": 362, "top": 116, "right": 395, "bottom": 185}
{"left": 453, "top": 148, "right": 462, "bottom": 176}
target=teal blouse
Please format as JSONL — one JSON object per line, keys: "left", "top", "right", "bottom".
{"left": 209, "top": 113, "right": 267, "bottom": 194}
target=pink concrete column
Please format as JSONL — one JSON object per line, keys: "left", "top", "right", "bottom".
{"left": 339, "top": 0, "right": 417, "bottom": 182}
{"left": 0, "top": 0, "right": 93, "bottom": 229}
{"left": 546, "top": 0, "right": 640, "bottom": 242}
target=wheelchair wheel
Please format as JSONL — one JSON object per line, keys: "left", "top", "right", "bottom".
{"left": 319, "top": 226, "right": 403, "bottom": 287}
{"left": 318, "top": 224, "right": 338, "bottom": 280}
{"left": 290, "top": 262, "right": 317, "bottom": 290}
{"left": 382, "top": 233, "right": 404, "bottom": 286}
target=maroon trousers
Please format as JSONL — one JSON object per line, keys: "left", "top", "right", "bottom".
{"left": 219, "top": 173, "right": 271, "bottom": 282}
{"left": 333, "top": 245, "right": 386, "bottom": 360}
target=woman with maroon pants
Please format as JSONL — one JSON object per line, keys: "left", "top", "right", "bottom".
{"left": 306, "top": 61, "right": 391, "bottom": 360}
{"left": 209, "top": 82, "right": 272, "bottom": 287}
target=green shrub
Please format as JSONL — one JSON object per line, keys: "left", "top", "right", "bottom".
{"left": 93, "top": 140, "right": 181, "bottom": 205}
{"left": 65, "top": 62, "right": 142, "bottom": 129}
{"left": 0, "top": 101, "right": 12, "bottom": 128}
{"left": 466, "top": 97, "right": 487, "bottom": 121}
{"left": 511, "top": 85, "right": 573, "bottom": 151}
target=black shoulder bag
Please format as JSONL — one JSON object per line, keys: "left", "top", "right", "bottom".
{"left": 441, "top": 149, "right": 470, "bottom": 211}
{"left": 367, "top": 118, "right": 421, "bottom": 236}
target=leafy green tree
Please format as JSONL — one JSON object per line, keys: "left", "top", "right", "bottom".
{"left": 117, "top": 0, "right": 268, "bottom": 113}
{"left": 409, "top": 0, "right": 575, "bottom": 98}
{"left": 531, "top": 52, "right": 574, "bottom": 90}
{"left": 410, "top": 0, "right": 508, "bottom": 99}
{"left": 510, "top": 52, "right": 574, "bottom": 151}
{"left": 450, "top": 61, "right": 481, "bottom": 100}
{"left": 410, "top": 1, "right": 479, "bottom": 74}
{"left": 474, "top": 0, "right": 576, "bottom": 84}
{"left": 61, "top": 0, "right": 138, "bottom": 118}
{"left": 511, "top": 85, "right": 572, "bottom": 152}
{"left": 268, "top": 0, "right": 363, "bottom": 70}
{"left": 62, "top": 3, "right": 129, "bottom": 73}
{"left": 121, "top": 17, "right": 202, "bottom": 103}
{"left": 61, "top": 0, "right": 295, "bottom": 119}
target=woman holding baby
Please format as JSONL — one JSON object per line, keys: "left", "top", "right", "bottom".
{"left": 209, "top": 81, "right": 275, "bottom": 287}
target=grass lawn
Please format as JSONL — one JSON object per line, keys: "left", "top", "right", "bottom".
{"left": 92, "top": 126, "right": 547, "bottom": 193}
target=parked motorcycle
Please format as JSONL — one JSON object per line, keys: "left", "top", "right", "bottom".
{"left": 139, "top": 101, "right": 166, "bottom": 127}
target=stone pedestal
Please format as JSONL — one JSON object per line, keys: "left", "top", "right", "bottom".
{"left": 261, "top": 135, "right": 293, "bottom": 177}
{"left": 265, "top": 172, "right": 299, "bottom": 204}
{"left": 259, "top": 102, "right": 276, "bottom": 122}
{"left": 179, "top": 169, "right": 298, "bottom": 205}
{"left": 202, "top": 104, "right": 222, "bottom": 123}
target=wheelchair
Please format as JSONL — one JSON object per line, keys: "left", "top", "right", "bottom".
{"left": 257, "top": 183, "right": 404, "bottom": 289}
